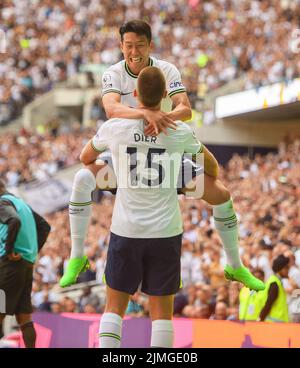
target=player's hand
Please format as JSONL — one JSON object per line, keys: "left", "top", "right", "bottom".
{"left": 7, "top": 252, "right": 22, "bottom": 261}
{"left": 142, "top": 109, "right": 177, "bottom": 136}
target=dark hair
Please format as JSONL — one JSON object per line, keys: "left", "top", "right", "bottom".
{"left": 119, "top": 20, "right": 152, "bottom": 43}
{"left": 272, "top": 254, "right": 289, "bottom": 273}
{"left": 137, "top": 66, "right": 165, "bottom": 107}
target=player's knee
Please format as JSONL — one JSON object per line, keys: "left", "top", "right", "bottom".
{"left": 73, "top": 168, "right": 96, "bottom": 191}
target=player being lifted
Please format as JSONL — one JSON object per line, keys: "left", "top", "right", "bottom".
{"left": 60, "top": 20, "right": 265, "bottom": 292}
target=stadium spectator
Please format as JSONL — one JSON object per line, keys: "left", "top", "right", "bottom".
{"left": 203, "top": 249, "right": 226, "bottom": 290}
{"left": 227, "top": 307, "right": 239, "bottom": 321}
{"left": 32, "top": 282, "right": 59, "bottom": 311}
{"left": 210, "top": 301, "right": 228, "bottom": 320}
{"left": 284, "top": 250, "right": 300, "bottom": 289}
{"left": 78, "top": 286, "right": 103, "bottom": 313}
{"left": 51, "top": 302, "right": 63, "bottom": 314}
{"left": 195, "top": 304, "right": 211, "bottom": 319}
{"left": 215, "top": 284, "right": 229, "bottom": 304}
{"left": 173, "top": 290, "right": 189, "bottom": 317}
{"left": 61, "top": 296, "right": 78, "bottom": 313}
{"left": 0, "top": 179, "right": 51, "bottom": 347}
{"left": 83, "top": 304, "right": 97, "bottom": 314}
{"left": 259, "top": 255, "right": 290, "bottom": 322}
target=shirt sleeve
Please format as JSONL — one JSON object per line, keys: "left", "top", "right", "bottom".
{"left": 165, "top": 63, "right": 186, "bottom": 98}
{"left": 101, "top": 69, "right": 121, "bottom": 96}
{"left": 183, "top": 125, "right": 202, "bottom": 154}
{"left": 91, "top": 123, "right": 110, "bottom": 153}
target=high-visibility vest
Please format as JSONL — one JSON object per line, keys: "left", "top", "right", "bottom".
{"left": 239, "top": 287, "right": 265, "bottom": 321}
{"left": 262, "top": 274, "right": 289, "bottom": 323}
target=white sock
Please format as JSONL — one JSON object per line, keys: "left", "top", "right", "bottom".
{"left": 151, "top": 320, "right": 174, "bottom": 348}
{"left": 99, "top": 313, "right": 122, "bottom": 348}
{"left": 69, "top": 169, "right": 96, "bottom": 259}
{"left": 213, "top": 198, "right": 242, "bottom": 269}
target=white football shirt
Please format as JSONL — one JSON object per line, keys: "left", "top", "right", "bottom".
{"left": 101, "top": 56, "right": 186, "bottom": 112}
{"left": 92, "top": 118, "right": 202, "bottom": 238}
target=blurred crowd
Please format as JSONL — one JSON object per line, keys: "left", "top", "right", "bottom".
{"left": 1, "top": 0, "right": 300, "bottom": 124}
{"left": 0, "top": 124, "right": 93, "bottom": 186}
{"left": 26, "top": 135, "right": 300, "bottom": 321}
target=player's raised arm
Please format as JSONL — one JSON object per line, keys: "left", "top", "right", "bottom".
{"left": 103, "top": 92, "right": 176, "bottom": 135}
{"left": 101, "top": 67, "right": 145, "bottom": 120}
{"left": 168, "top": 91, "right": 192, "bottom": 122}
{"left": 162, "top": 62, "right": 192, "bottom": 122}
{"left": 144, "top": 62, "right": 191, "bottom": 135}
{"left": 102, "top": 92, "right": 144, "bottom": 120}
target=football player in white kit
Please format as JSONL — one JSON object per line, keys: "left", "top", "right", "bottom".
{"left": 83, "top": 66, "right": 217, "bottom": 347}
{"left": 60, "top": 20, "right": 265, "bottom": 296}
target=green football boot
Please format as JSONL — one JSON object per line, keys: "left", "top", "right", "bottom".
{"left": 224, "top": 265, "right": 265, "bottom": 291}
{"left": 59, "top": 255, "right": 90, "bottom": 288}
